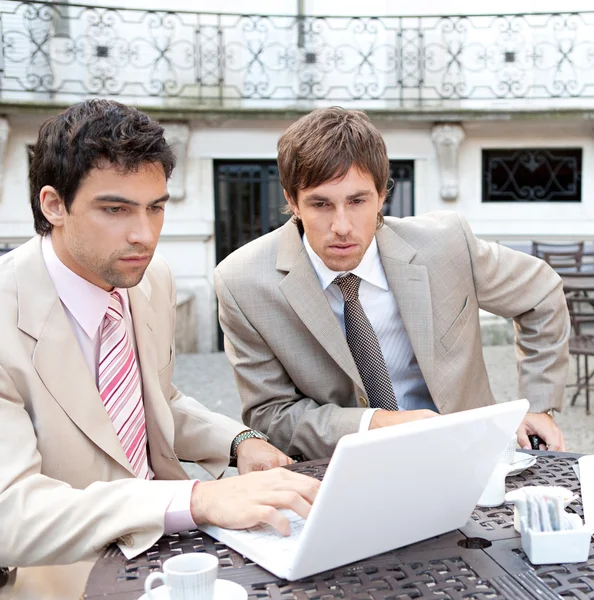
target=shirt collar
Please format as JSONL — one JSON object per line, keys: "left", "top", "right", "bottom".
{"left": 303, "top": 234, "right": 389, "bottom": 291}
{"left": 41, "top": 234, "right": 129, "bottom": 339}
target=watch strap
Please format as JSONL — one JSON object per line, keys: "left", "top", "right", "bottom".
{"left": 229, "top": 429, "right": 269, "bottom": 465}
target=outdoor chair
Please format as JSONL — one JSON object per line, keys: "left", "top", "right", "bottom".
{"left": 532, "top": 241, "right": 585, "bottom": 273}
{"left": 564, "top": 279, "right": 594, "bottom": 414}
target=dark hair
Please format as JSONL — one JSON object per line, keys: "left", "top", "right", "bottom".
{"left": 29, "top": 99, "right": 176, "bottom": 235}
{"left": 277, "top": 106, "right": 389, "bottom": 204}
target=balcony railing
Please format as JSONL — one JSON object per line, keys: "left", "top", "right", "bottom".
{"left": 3, "top": 1, "right": 594, "bottom": 111}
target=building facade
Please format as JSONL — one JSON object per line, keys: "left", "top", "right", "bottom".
{"left": 0, "top": 0, "right": 593, "bottom": 350}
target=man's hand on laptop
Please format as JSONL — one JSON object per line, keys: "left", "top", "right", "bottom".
{"left": 516, "top": 413, "right": 566, "bottom": 452}
{"left": 370, "top": 409, "right": 439, "bottom": 429}
{"left": 236, "top": 438, "right": 294, "bottom": 473}
{"left": 190, "top": 468, "right": 320, "bottom": 535}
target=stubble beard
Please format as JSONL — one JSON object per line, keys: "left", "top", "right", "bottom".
{"left": 97, "top": 259, "right": 151, "bottom": 289}
{"left": 71, "top": 242, "right": 153, "bottom": 289}
{"left": 321, "top": 250, "right": 365, "bottom": 273}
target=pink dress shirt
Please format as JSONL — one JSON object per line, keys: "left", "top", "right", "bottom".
{"left": 41, "top": 235, "right": 197, "bottom": 534}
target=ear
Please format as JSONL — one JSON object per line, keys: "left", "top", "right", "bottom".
{"left": 283, "top": 189, "right": 300, "bottom": 219}
{"left": 377, "top": 191, "right": 386, "bottom": 213}
{"left": 39, "top": 186, "right": 66, "bottom": 228}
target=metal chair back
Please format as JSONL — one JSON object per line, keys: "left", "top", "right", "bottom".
{"left": 532, "top": 241, "right": 585, "bottom": 272}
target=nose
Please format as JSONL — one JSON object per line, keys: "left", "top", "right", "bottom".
{"left": 331, "top": 206, "right": 352, "bottom": 237}
{"left": 128, "top": 213, "right": 158, "bottom": 248}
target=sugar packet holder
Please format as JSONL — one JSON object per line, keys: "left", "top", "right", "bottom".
{"left": 506, "top": 486, "right": 576, "bottom": 533}
{"left": 519, "top": 515, "right": 591, "bottom": 564}
{"left": 506, "top": 485, "right": 591, "bottom": 564}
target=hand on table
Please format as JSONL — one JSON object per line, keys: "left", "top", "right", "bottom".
{"left": 370, "top": 408, "right": 439, "bottom": 429}
{"left": 236, "top": 438, "right": 294, "bottom": 474}
{"left": 517, "top": 412, "right": 566, "bottom": 451}
{"left": 190, "top": 467, "right": 320, "bottom": 535}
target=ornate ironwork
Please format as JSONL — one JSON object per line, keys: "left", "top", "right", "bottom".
{"left": 3, "top": 2, "right": 594, "bottom": 108}
{"left": 483, "top": 148, "right": 582, "bottom": 202}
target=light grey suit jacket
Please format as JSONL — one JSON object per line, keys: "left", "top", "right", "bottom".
{"left": 215, "top": 212, "right": 570, "bottom": 460}
{"left": 0, "top": 237, "right": 246, "bottom": 567}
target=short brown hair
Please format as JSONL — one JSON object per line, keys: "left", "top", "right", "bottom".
{"left": 277, "top": 107, "right": 389, "bottom": 204}
{"left": 30, "top": 99, "right": 175, "bottom": 235}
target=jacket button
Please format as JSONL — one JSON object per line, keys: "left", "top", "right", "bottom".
{"left": 359, "top": 396, "right": 368, "bottom": 407}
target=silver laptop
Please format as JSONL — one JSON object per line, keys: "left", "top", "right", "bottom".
{"left": 199, "top": 399, "right": 529, "bottom": 581}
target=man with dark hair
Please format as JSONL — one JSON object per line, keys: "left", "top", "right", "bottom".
{"left": 215, "top": 106, "right": 569, "bottom": 461}
{"left": 0, "top": 100, "right": 318, "bottom": 569}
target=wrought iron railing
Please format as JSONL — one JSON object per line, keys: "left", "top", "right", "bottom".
{"left": 2, "top": 1, "right": 594, "bottom": 109}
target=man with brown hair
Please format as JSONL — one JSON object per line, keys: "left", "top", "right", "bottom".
{"left": 215, "top": 106, "right": 569, "bottom": 460}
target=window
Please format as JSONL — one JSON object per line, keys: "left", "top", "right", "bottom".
{"left": 482, "top": 148, "right": 582, "bottom": 202}
{"left": 214, "top": 161, "right": 289, "bottom": 265}
{"left": 384, "top": 160, "right": 414, "bottom": 217}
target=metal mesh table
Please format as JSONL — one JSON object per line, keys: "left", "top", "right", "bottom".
{"left": 85, "top": 453, "right": 594, "bottom": 600}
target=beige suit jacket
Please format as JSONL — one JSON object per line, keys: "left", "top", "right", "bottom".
{"left": 215, "top": 212, "right": 570, "bottom": 460}
{"left": 0, "top": 237, "right": 246, "bottom": 567}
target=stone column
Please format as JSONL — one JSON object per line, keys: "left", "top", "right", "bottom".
{"left": 431, "top": 123, "right": 465, "bottom": 202}
{"left": 163, "top": 122, "right": 190, "bottom": 202}
{"left": 0, "top": 118, "right": 10, "bottom": 198}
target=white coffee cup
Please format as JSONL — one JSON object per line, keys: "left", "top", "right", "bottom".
{"left": 144, "top": 553, "right": 218, "bottom": 600}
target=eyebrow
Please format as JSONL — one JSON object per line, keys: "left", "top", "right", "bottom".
{"left": 302, "top": 189, "right": 374, "bottom": 203}
{"left": 93, "top": 193, "right": 170, "bottom": 206}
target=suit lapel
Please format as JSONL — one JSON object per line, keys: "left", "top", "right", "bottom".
{"left": 277, "top": 223, "right": 364, "bottom": 390}
{"left": 376, "top": 225, "right": 434, "bottom": 385}
{"left": 16, "top": 238, "right": 134, "bottom": 475}
{"left": 276, "top": 221, "right": 435, "bottom": 392}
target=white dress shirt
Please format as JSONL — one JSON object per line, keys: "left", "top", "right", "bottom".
{"left": 303, "top": 234, "right": 437, "bottom": 431}
{"left": 41, "top": 235, "right": 196, "bottom": 533}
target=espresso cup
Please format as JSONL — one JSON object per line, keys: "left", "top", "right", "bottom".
{"left": 144, "top": 552, "right": 218, "bottom": 600}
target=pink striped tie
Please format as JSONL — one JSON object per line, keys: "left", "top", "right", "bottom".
{"left": 98, "top": 291, "right": 150, "bottom": 479}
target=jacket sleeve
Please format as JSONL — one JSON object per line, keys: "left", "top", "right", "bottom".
{"left": 214, "top": 268, "right": 366, "bottom": 460}
{"left": 161, "top": 261, "right": 246, "bottom": 477}
{"left": 0, "top": 363, "right": 183, "bottom": 567}
{"left": 457, "top": 214, "right": 570, "bottom": 412}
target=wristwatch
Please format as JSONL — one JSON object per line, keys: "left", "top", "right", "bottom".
{"left": 543, "top": 408, "right": 556, "bottom": 419}
{"left": 229, "top": 429, "right": 269, "bottom": 466}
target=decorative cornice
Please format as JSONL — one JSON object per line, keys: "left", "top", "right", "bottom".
{"left": 163, "top": 122, "right": 190, "bottom": 202}
{"left": 0, "top": 118, "right": 10, "bottom": 201}
{"left": 431, "top": 123, "right": 465, "bottom": 201}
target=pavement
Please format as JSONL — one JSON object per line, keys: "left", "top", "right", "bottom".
{"left": 173, "top": 346, "right": 594, "bottom": 479}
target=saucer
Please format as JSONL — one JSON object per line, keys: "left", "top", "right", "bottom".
{"left": 507, "top": 452, "right": 537, "bottom": 476}
{"left": 139, "top": 578, "right": 248, "bottom": 600}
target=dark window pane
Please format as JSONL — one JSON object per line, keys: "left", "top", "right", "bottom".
{"left": 482, "top": 148, "right": 582, "bottom": 202}
{"left": 384, "top": 161, "right": 415, "bottom": 217}
{"left": 214, "top": 161, "right": 290, "bottom": 264}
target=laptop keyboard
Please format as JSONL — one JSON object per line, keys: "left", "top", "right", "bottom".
{"left": 227, "top": 510, "right": 305, "bottom": 555}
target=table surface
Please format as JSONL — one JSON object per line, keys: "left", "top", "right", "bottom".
{"left": 82, "top": 451, "right": 594, "bottom": 600}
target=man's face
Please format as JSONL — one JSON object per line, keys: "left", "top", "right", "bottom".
{"left": 43, "top": 162, "right": 169, "bottom": 290}
{"left": 287, "top": 166, "right": 385, "bottom": 272}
